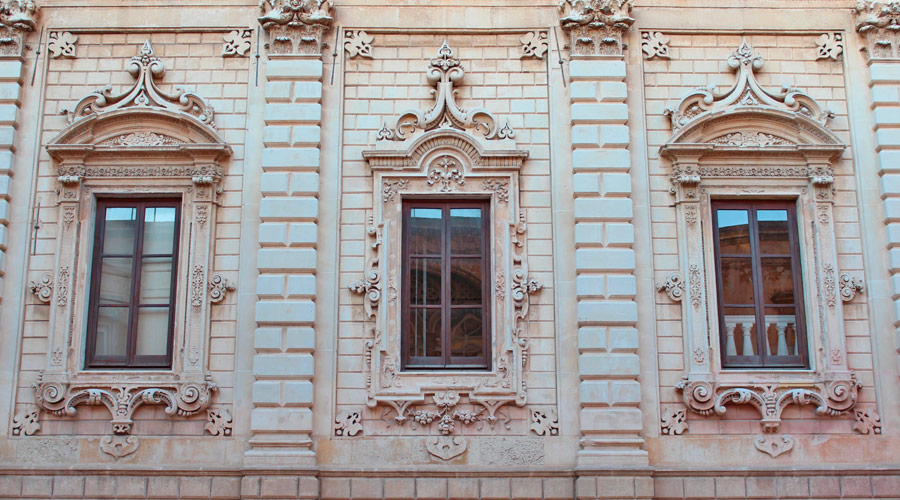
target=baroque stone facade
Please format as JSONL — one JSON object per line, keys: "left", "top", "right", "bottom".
{"left": 0, "top": 0, "right": 898, "bottom": 499}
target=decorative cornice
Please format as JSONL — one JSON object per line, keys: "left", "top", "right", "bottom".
{"left": 559, "top": 0, "right": 634, "bottom": 56}
{"left": 676, "top": 373, "right": 861, "bottom": 432}
{"left": 664, "top": 43, "right": 833, "bottom": 133}
{"left": 377, "top": 42, "right": 514, "bottom": 142}
{"left": 259, "top": 0, "right": 334, "bottom": 56}
{"left": 68, "top": 41, "right": 216, "bottom": 130}
{"left": 855, "top": 1, "right": 900, "bottom": 59}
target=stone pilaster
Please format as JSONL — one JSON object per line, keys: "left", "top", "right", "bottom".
{"left": 857, "top": 1, "right": 900, "bottom": 383}
{"left": 248, "top": 1, "right": 330, "bottom": 461}
{"left": 563, "top": 0, "right": 647, "bottom": 464}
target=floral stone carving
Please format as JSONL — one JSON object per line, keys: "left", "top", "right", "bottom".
{"left": 28, "top": 273, "right": 53, "bottom": 303}
{"left": 520, "top": 31, "right": 549, "bottom": 59}
{"left": 675, "top": 374, "right": 861, "bottom": 432}
{"left": 334, "top": 410, "right": 363, "bottom": 436}
{"left": 839, "top": 273, "right": 865, "bottom": 302}
{"left": 642, "top": 31, "right": 671, "bottom": 60}
{"left": 47, "top": 31, "right": 77, "bottom": 59}
{"left": 259, "top": 0, "right": 333, "bottom": 55}
{"left": 348, "top": 217, "right": 382, "bottom": 320}
{"left": 816, "top": 32, "right": 844, "bottom": 61}
{"left": 208, "top": 274, "right": 236, "bottom": 304}
{"left": 660, "top": 407, "right": 688, "bottom": 435}
{"left": 856, "top": 1, "right": 900, "bottom": 59}
{"left": 222, "top": 29, "right": 252, "bottom": 57}
{"left": 530, "top": 408, "right": 559, "bottom": 436}
{"left": 665, "top": 42, "right": 834, "bottom": 132}
{"left": 853, "top": 408, "right": 882, "bottom": 434}
{"left": 656, "top": 272, "right": 685, "bottom": 302}
{"left": 377, "top": 41, "right": 514, "bottom": 141}
{"left": 68, "top": 41, "right": 216, "bottom": 129}
{"left": 205, "top": 407, "right": 233, "bottom": 436}
{"left": 100, "top": 435, "right": 140, "bottom": 460}
{"left": 344, "top": 30, "right": 374, "bottom": 59}
{"left": 559, "top": 0, "right": 634, "bottom": 56}
{"left": 753, "top": 433, "right": 793, "bottom": 458}
{"left": 12, "top": 409, "right": 40, "bottom": 436}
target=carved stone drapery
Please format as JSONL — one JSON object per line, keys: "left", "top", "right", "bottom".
{"left": 856, "top": 1, "right": 900, "bottom": 60}
{"left": 676, "top": 375, "right": 860, "bottom": 432}
{"left": 0, "top": 0, "right": 36, "bottom": 57}
{"left": 559, "top": 0, "right": 634, "bottom": 56}
{"left": 377, "top": 42, "right": 514, "bottom": 142}
{"left": 259, "top": 0, "right": 333, "bottom": 56}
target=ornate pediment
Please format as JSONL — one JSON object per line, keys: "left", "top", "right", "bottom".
{"left": 559, "top": 0, "right": 634, "bottom": 56}
{"left": 665, "top": 43, "right": 833, "bottom": 134}
{"left": 259, "top": 0, "right": 334, "bottom": 55}
{"left": 377, "top": 42, "right": 514, "bottom": 143}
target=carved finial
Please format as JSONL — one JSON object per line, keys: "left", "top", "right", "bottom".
{"left": 559, "top": 0, "right": 635, "bottom": 56}
{"left": 67, "top": 42, "right": 216, "bottom": 128}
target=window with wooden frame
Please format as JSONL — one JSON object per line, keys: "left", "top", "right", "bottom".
{"left": 401, "top": 200, "right": 491, "bottom": 370}
{"left": 712, "top": 200, "right": 809, "bottom": 369}
{"left": 86, "top": 198, "right": 181, "bottom": 369}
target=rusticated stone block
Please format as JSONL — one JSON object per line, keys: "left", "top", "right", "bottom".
{"left": 147, "top": 477, "right": 180, "bottom": 499}
{"left": 116, "top": 476, "right": 148, "bottom": 499}
{"left": 775, "top": 476, "right": 809, "bottom": 498}
{"left": 415, "top": 478, "right": 447, "bottom": 500}
{"left": 350, "top": 478, "right": 382, "bottom": 500}
{"left": 260, "top": 476, "right": 298, "bottom": 498}
{"left": 447, "top": 479, "right": 478, "bottom": 500}
{"left": 841, "top": 475, "right": 873, "bottom": 497}
{"left": 746, "top": 476, "right": 775, "bottom": 499}
{"left": 180, "top": 477, "right": 212, "bottom": 499}
{"left": 714, "top": 477, "right": 745, "bottom": 499}
{"left": 384, "top": 478, "right": 415, "bottom": 499}
{"left": 808, "top": 476, "right": 840, "bottom": 498}
{"left": 211, "top": 477, "right": 241, "bottom": 499}
{"left": 299, "top": 477, "right": 319, "bottom": 499}
{"left": 683, "top": 477, "right": 715, "bottom": 499}
{"left": 634, "top": 477, "right": 653, "bottom": 499}
{"left": 84, "top": 476, "right": 115, "bottom": 499}
{"left": 652, "top": 477, "right": 683, "bottom": 499}
{"left": 0, "top": 476, "right": 21, "bottom": 498}
{"left": 596, "top": 476, "right": 635, "bottom": 498}
{"left": 873, "top": 475, "right": 900, "bottom": 498}
{"left": 575, "top": 476, "right": 596, "bottom": 499}
{"left": 321, "top": 478, "right": 350, "bottom": 500}
{"left": 481, "top": 478, "right": 511, "bottom": 500}
{"left": 52, "top": 476, "right": 84, "bottom": 498}
{"left": 21, "top": 476, "right": 52, "bottom": 498}
{"left": 543, "top": 478, "right": 574, "bottom": 500}
{"left": 240, "top": 477, "right": 260, "bottom": 499}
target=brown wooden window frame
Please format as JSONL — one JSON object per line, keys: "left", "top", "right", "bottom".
{"left": 711, "top": 200, "right": 809, "bottom": 369}
{"left": 401, "top": 199, "right": 492, "bottom": 371}
{"left": 85, "top": 198, "right": 182, "bottom": 369}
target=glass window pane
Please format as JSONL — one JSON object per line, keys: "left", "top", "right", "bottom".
{"left": 722, "top": 307, "right": 757, "bottom": 357}
{"left": 757, "top": 209, "right": 790, "bottom": 255}
{"left": 764, "top": 307, "right": 799, "bottom": 356}
{"left": 410, "top": 258, "right": 441, "bottom": 306}
{"left": 450, "top": 308, "right": 483, "bottom": 358}
{"left": 717, "top": 209, "right": 751, "bottom": 254}
{"left": 450, "top": 259, "right": 483, "bottom": 304}
{"left": 135, "top": 307, "right": 170, "bottom": 357}
{"left": 761, "top": 257, "right": 795, "bottom": 305}
{"left": 450, "top": 208, "right": 483, "bottom": 255}
{"left": 98, "top": 257, "right": 133, "bottom": 305}
{"left": 142, "top": 206, "right": 177, "bottom": 254}
{"left": 409, "top": 208, "right": 442, "bottom": 255}
{"left": 409, "top": 308, "right": 441, "bottom": 357}
{"left": 720, "top": 257, "right": 754, "bottom": 305}
{"left": 95, "top": 306, "right": 129, "bottom": 358}
{"left": 102, "top": 207, "right": 137, "bottom": 254}
{"left": 140, "top": 257, "right": 174, "bottom": 304}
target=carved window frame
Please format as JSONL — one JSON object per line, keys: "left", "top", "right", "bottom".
{"left": 358, "top": 128, "right": 535, "bottom": 418}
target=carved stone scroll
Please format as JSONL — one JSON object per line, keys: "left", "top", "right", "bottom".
{"left": 222, "top": 29, "right": 252, "bottom": 57}
{"left": 642, "top": 31, "right": 671, "bottom": 60}
{"left": 28, "top": 273, "right": 53, "bottom": 303}
{"left": 47, "top": 31, "right": 77, "bottom": 59}
{"left": 520, "top": 31, "right": 549, "bottom": 60}
{"left": 559, "top": 0, "right": 634, "bottom": 56}
{"left": 259, "top": 0, "right": 333, "bottom": 55}
{"left": 377, "top": 42, "right": 514, "bottom": 141}
{"left": 68, "top": 41, "right": 216, "bottom": 129}
{"left": 344, "top": 30, "right": 374, "bottom": 59}
{"left": 208, "top": 274, "right": 236, "bottom": 304}
{"left": 656, "top": 272, "right": 685, "bottom": 302}
{"left": 839, "top": 273, "right": 865, "bottom": 302}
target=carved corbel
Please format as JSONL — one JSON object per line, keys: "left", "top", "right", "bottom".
{"left": 208, "top": 274, "right": 236, "bottom": 304}
{"left": 0, "top": 0, "right": 37, "bottom": 57}
{"left": 839, "top": 273, "right": 865, "bottom": 302}
{"left": 559, "top": 0, "right": 634, "bottom": 56}
{"left": 656, "top": 272, "right": 685, "bottom": 302}
{"left": 675, "top": 373, "right": 861, "bottom": 433}
{"left": 259, "top": 0, "right": 334, "bottom": 56}
{"left": 28, "top": 273, "right": 53, "bottom": 303}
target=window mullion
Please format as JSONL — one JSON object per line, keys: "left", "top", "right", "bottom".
{"left": 749, "top": 206, "right": 768, "bottom": 366}
{"left": 127, "top": 203, "right": 145, "bottom": 366}
{"left": 442, "top": 204, "right": 451, "bottom": 368}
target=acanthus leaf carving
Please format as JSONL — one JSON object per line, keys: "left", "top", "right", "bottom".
{"left": 482, "top": 179, "right": 509, "bottom": 203}
{"left": 641, "top": 31, "right": 671, "bottom": 60}
{"left": 11, "top": 408, "right": 40, "bottom": 436}
{"left": 191, "top": 265, "right": 205, "bottom": 308}
{"left": 427, "top": 155, "right": 465, "bottom": 192}
{"left": 852, "top": 407, "right": 882, "bottom": 435}
{"left": 381, "top": 179, "right": 408, "bottom": 202}
{"left": 222, "top": 29, "right": 252, "bottom": 57}
{"left": 28, "top": 273, "right": 53, "bottom": 303}
{"left": 204, "top": 407, "right": 233, "bottom": 436}
{"left": 259, "top": 0, "right": 333, "bottom": 56}
{"left": 0, "top": 0, "right": 36, "bottom": 57}
{"left": 656, "top": 272, "right": 685, "bottom": 302}
{"left": 559, "top": 0, "right": 634, "bottom": 56}
{"left": 68, "top": 41, "right": 216, "bottom": 129}
{"left": 816, "top": 32, "right": 844, "bottom": 61}
{"left": 675, "top": 373, "right": 861, "bottom": 432}
{"left": 344, "top": 30, "right": 374, "bottom": 59}
{"left": 208, "top": 274, "right": 236, "bottom": 304}
{"left": 334, "top": 410, "right": 363, "bottom": 436}
{"left": 710, "top": 131, "right": 793, "bottom": 147}
{"left": 839, "top": 273, "right": 865, "bottom": 302}
{"left": 660, "top": 407, "right": 688, "bottom": 435}
{"left": 529, "top": 408, "right": 559, "bottom": 436}
{"left": 47, "top": 31, "right": 77, "bottom": 59}
{"left": 664, "top": 42, "right": 834, "bottom": 132}
{"left": 34, "top": 376, "right": 217, "bottom": 436}
{"left": 378, "top": 42, "right": 514, "bottom": 141}
{"left": 856, "top": 1, "right": 900, "bottom": 60}
{"left": 520, "top": 31, "right": 549, "bottom": 60}
{"left": 753, "top": 433, "right": 793, "bottom": 458}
